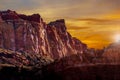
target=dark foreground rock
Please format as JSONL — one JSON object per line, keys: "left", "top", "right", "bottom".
{"left": 0, "top": 64, "right": 120, "bottom": 80}
{"left": 0, "top": 48, "right": 53, "bottom": 67}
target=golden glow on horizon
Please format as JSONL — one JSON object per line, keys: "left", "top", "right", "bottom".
{"left": 66, "top": 14, "right": 120, "bottom": 49}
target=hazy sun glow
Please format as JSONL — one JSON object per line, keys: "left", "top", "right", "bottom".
{"left": 114, "top": 34, "right": 120, "bottom": 43}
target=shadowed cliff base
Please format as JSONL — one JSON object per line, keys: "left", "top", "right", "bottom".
{"left": 0, "top": 64, "right": 120, "bottom": 80}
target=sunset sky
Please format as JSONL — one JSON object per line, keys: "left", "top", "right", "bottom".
{"left": 1, "top": 0, "right": 120, "bottom": 49}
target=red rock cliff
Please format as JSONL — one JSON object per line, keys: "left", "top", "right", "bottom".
{"left": 0, "top": 10, "right": 87, "bottom": 61}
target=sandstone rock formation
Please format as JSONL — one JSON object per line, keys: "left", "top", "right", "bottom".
{"left": 0, "top": 10, "right": 87, "bottom": 65}
{"left": 102, "top": 42, "right": 120, "bottom": 63}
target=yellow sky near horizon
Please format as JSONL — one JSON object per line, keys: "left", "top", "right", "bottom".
{"left": 66, "top": 13, "right": 120, "bottom": 49}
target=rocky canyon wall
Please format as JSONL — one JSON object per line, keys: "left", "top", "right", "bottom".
{"left": 0, "top": 10, "right": 87, "bottom": 65}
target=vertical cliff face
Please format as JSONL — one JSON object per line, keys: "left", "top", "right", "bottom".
{"left": 0, "top": 10, "right": 87, "bottom": 63}
{"left": 47, "top": 20, "right": 87, "bottom": 59}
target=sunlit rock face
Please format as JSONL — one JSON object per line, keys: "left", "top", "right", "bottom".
{"left": 0, "top": 10, "right": 87, "bottom": 61}
{"left": 47, "top": 19, "right": 87, "bottom": 59}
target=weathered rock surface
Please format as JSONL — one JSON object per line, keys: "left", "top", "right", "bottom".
{"left": 102, "top": 42, "right": 120, "bottom": 63}
{"left": 0, "top": 48, "right": 53, "bottom": 66}
{"left": 0, "top": 10, "right": 87, "bottom": 65}
{"left": 47, "top": 19, "right": 87, "bottom": 59}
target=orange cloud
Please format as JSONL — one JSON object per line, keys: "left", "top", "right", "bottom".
{"left": 104, "top": 11, "right": 120, "bottom": 19}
